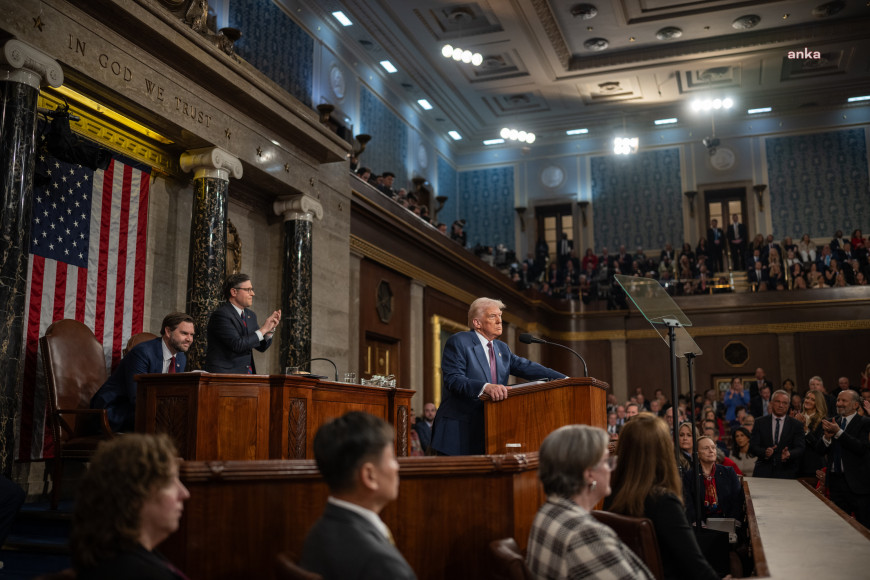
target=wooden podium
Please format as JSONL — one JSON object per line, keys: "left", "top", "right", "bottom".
{"left": 135, "top": 373, "right": 414, "bottom": 461}
{"left": 481, "top": 377, "right": 608, "bottom": 455}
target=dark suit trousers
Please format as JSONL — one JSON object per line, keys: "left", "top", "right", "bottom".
{"left": 827, "top": 472, "right": 870, "bottom": 529}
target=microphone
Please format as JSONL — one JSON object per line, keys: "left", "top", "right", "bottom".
{"left": 519, "top": 333, "right": 587, "bottom": 377}
{"left": 301, "top": 357, "right": 338, "bottom": 382}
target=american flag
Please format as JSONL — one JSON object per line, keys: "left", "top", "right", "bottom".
{"left": 17, "top": 139, "right": 150, "bottom": 461}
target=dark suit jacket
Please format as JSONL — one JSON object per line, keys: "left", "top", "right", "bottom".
{"left": 300, "top": 502, "right": 416, "bottom": 580}
{"left": 430, "top": 330, "right": 566, "bottom": 455}
{"left": 91, "top": 337, "right": 185, "bottom": 432}
{"left": 683, "top": 464, "right": 745, "bottom": 523}
{"left": 813, "top": 414, "right": 870, "bottom": 494}
{"left": 413, "top": 420, "right": 432, "bottom": 452}
{"left": 707, "top": 228, "right": 724, "bottom": 253}
{"left": 204, "top": 302, "right": 272, "bottom": 374}
{"left": 749, "top": 394, "right": 770, "bottom": 418}
{"left": 726, "top": 222, "right": 747, "bottom": 245}
{"left": 749, "top": 414, "right": 805, "bottom": 478}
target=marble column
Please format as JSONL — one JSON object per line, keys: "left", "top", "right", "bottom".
{"left": 273, "top": 195, "right": 323, "bottom": 371}
{"left": 180, "top": 147, "right": 243, "bottom": 370}
{"left": 0, "top": 40, "right": 62, "bottom": 476}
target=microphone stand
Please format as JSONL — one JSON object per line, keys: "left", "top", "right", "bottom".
{"left": 301, "top": 357, "right": 338, "bottom": 382}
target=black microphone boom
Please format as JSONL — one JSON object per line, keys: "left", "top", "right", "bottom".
{"left": 302, "top": 357, "right": 338, "bottom": 382}
{"left": 519, "top": 333, "right": 587, "bottom": 377}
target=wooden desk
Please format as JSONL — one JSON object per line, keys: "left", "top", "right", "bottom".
{"left": 162, "top": 454, "right": 544, "bottom": 580}
{"left": 135, "top": 373, "right": 414, "bottom": 460}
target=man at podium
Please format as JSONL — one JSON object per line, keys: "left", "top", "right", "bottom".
{"left": 431, "top": 297, "right": 566, "bottom": 455}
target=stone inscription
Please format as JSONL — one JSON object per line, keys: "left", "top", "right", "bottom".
{"left": 68, "top": 34, "right": 212, "bottom": 128}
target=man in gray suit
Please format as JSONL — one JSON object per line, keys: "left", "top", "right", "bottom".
{"left": 301, "top": 412, "right": 416, "bottom": 579}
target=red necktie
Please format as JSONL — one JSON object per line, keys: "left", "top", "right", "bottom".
{"left": 168, "top": 355, "right": 176, "bottom": 374}
{"left": 487, "top": 341, "right": 497, "bottom": 384}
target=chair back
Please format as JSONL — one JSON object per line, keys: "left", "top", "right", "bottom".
{"left": 488, "top": 537, "right": 532, "bottom": 580}
{"left": 592, "top": 510, "right": 665, "bottom": 580}
{"left": 275, "top": 552, "right": 323, "bottom": 580}
{"left": 40, "top": 319, "right": 108, "bottom": 439}
{"left": 124, "top": 332, "right": 158, "bottom": 356}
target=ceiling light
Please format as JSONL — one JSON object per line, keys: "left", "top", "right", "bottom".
{"left": 613, "top": 137, "right": 639, "bottom": 155}
{"left": 483, "top": 139, "right": 504, "bottom": 146}
{"left": 461, "top": 50, "right": 472, "bottom": 63}
{"left": 417, "top": 99, "right": 433, "bottom": 110}
{"left": 471, "top": 53, "right": 483, "bottom": 66}
{"left": 448, "top": 130, "right": 462, "bottom": 140}
{"left": 848, "top": 95, "right": 870, "bottom": 102}
{"left": 442, "top": 44, "right": 454, "bottom": 58}
{"left": 500, "top": 128, "right": 511, "bottom": 139}
{"left": 722, "top": 97, "right": 734, "bottom": 109}
{"left": 747, "top": 107, "right": 772, "bottom": 114}
{"left": 442, "top": 44, "right": 483, "bottom": 67}
{"left": 654, "top": 118, "right": 678, "bottom": 125}
{"left": 379, "top": 60, "right": 397, "bottom": 73}
{"left": 691, "top": 97, "right": 733, "bottom": 112}
{"left": 566, "top": 128, "right": 589, "bottom": 135}
{"left": 331, "top": 11, "right": 352, "bottom": 27}
{"left": 500, "top": 127, "right": 536, "bottom": 144}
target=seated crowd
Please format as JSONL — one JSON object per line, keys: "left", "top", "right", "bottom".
{"left": 350, "top": 166, "right": 869, "bottom": 299}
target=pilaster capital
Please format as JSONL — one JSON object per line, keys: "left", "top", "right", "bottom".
{"left": 180, "top": 147, "right": 243, "bottom": 181}
{"left": 0, "top": 39, "right": 63, "bottom": 90}
{"left": 273, "top": 194, "right": 323, "bottom": 222}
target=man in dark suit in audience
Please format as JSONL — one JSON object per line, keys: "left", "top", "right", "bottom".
{"left": 726, "top": 214, "right": 747, "bottom": 270}
{"left": 748, "top": 366, "right": 774, "bottom": 399}
{"left": 750, "top": 385, "right": 772, "bottom": 418}
{"left": 413, "top": 402, "right": 436, "bottom": 452}
{"left": 750, "top": 390, "right": 805, "bottom": 478}
{"left": 707, "top": 218, "right": 724, "bottom": 272}
{"left": 812, "top": 390, "right": 870, "bottom": 528}
{"left": 301, "top": 412, "right": 416, "bottom": 579}
{"left": 430, "top": 297, "right": 566, "bottom": 455}
{"left": 205, "top": 273, "right": 281, "bottom": 374}
{"left": 91, "top": 312, "right": 194, "bottom": 432}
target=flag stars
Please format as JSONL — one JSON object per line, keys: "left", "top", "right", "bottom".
{"left": 54, "top": 161, "right": 60, "bottom": 168}
{"left": 41, "top": 231, "right": 47, "bottom": 238}
{"left": 61, "top": 176, "right": 67, "bottom": 182}
{"left": 48, "top": 243, "right": 54, "bottom": 250}
{"left": 69, "top": 168, "right": 75, "bottom": 175}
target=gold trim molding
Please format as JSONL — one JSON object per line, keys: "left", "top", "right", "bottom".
{"left": 38, "top": 91, "right": 178, "bottom": 175}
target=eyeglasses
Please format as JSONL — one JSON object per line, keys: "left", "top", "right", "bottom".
{"left": 234, "top": 287, "right": 254, "bottom": 293}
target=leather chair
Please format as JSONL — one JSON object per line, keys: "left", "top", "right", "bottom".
{"left": 275, "top": 552, "right": 323, "bottom": 580}
{"left": 592, "top": 510, "right": 665, "bottom": 580}
{"left": 41, "top": 319, "right": 114, "bottom": 509}
{"left": 488, "top": 537, "right": 532, "bottom": 580}
{"left": 123, "top": 331, "right": 158, "bottom": 357}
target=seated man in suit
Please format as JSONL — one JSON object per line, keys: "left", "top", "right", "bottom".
{"left": 749, "top": 389, "right": 805, "bottom": 478}
{"left": 812, "top": 390, "right": 870, "bottom": 528}
{"left": 205, "top": 273, "right": 281, "bottom": 374}
{"left": 430, "top": 297, "right": 567, "bottom": 455}
{"left": 412, "top": 402, "right": 436, "bottom": 453}
{"left": 91, "top": 312, "right": 194, "bottom": 432}
{"left": 301, "top": 412, "right": 416, "bottom": 579}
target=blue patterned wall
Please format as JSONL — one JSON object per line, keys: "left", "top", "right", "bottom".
{"left": 766, "top": 128, "right": 869, "bottom": 238}
{"left": 358, "top": 87, "right": 408, "bottom": 181}
{"left": 591, "top": 148, "right": 682, "bottom": 251}
{"left": 458, "top": 166, "right": 515, "bottom": 249}
{"left": 228, "top": 0, "right": 313, "bottom": 107}
{"left": 436, "top": 155, "right": 458, "bottom": 226}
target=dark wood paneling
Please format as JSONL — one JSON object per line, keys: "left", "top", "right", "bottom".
{"left": 163, "top": 455, "right": 545, "bottom": 580}
{"left": 359, "top": 259, "right": 411, "bottom": 384}
{"left": 795, "top": 329, "right": 870, "bottom": 390}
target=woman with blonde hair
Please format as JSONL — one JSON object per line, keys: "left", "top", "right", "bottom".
{"left": 608, "top": 413, "right": 719, "bottom": 580}
{"left": 798, "top": 390, "right": 828, "bottom": 478}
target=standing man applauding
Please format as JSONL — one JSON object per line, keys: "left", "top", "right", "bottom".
{"left": 431, "top": 297, "right": 566, "bottom": 455}
{"left": 205, "top": 273, "right": 281, "bottom": 374}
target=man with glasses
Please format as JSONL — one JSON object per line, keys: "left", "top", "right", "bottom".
{"left": 205, "top": 273, "right": 281, "bottom": 374}
{"left": 749, "top": 389, "right": 805, "bottom": 478}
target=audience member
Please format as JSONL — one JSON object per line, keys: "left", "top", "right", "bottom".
{"left": 678, "top": 421, "right": 699, "bottom": 471}
{"left": 723, "top": 377, "right": 749, "bottom": 424}
{"left": 750, "top": 385, "right": 771, "bottom": 419}
{"left": 749, "top": 390, "right": 805, "bottom": 478}
{"left": 607, "top": 413, "right": 719, "bottom": 580}
{"left": 301, "top": 412, "right": 416, "bottom": 579}
{"left": 684, "top": 436, "right": 745, "bottom": 524}
{"left": 70, "top": 434, "right": 190, "bottom": 579}
{"left": 797, "top": 390, "right": 828, "bottom": 478}
{"left": 741, "top": 414, "right": 755, "bottom": 433}
{"left": 413, "top": 402, "right": 436, "bottom": 453}
{"left": 525, "top": 425, "right": 654, "bottom": 579}
{"left": 812, "top": 390, "right": 870, "bottom": 528}
{"left": 730, "top": 427, "right": 756, "bottom": 476}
